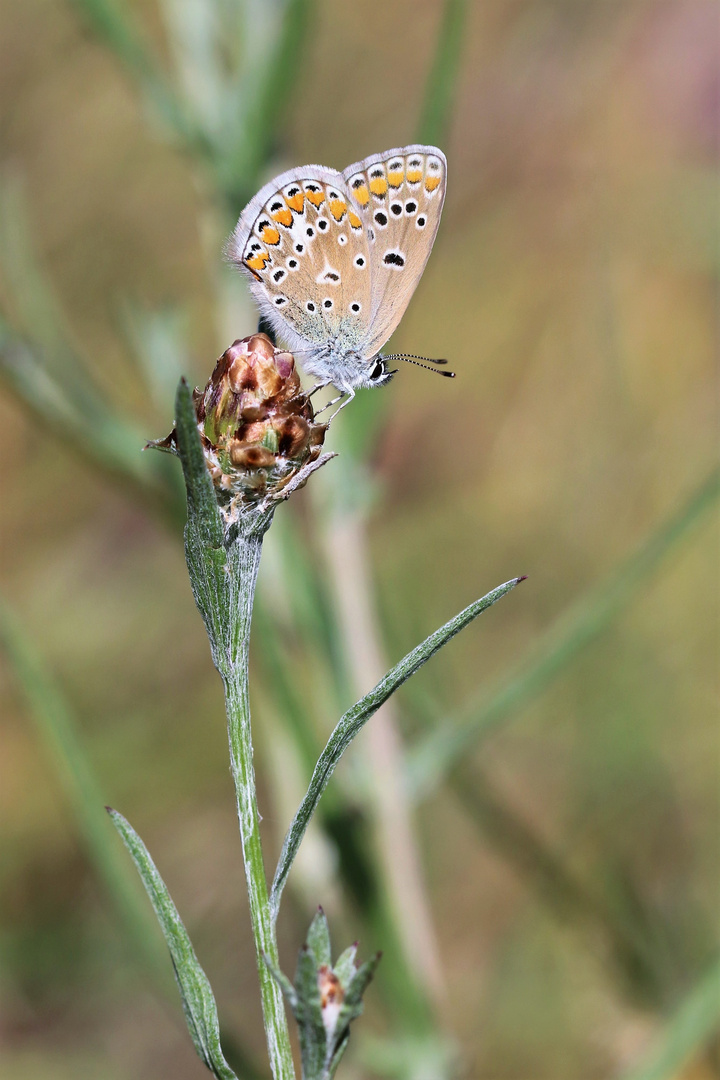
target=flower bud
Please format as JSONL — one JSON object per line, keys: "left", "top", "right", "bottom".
{"left": 152, "top": 333, "right": 327, "bottom": 512}
{"left": 265, "top": 908, "right": 380, "bottom": 1079}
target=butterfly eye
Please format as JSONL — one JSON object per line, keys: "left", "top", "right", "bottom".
{"left": 370, "top": 360, "right": 385, "bottom": 381}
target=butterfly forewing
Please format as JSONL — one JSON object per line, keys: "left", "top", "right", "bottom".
{"left": 227, "top": 168, "right": 372, "bottom": 360}
{"left": 343, "top": 145, "right": 447, "bottom": 358}
{"left": 227, "top": 145, "right": 446, "bottom": 387}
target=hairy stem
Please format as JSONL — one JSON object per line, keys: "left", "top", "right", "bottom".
{"left": 217, "top": 533, "right": 295, "bottom": 1080}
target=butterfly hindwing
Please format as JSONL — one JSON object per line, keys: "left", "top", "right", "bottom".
{"left": 343, "top": 145, "right": 447, "bottom": 358}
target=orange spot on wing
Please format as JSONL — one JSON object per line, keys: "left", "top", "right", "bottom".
{"left": 407, "top": 168, "right": 422, "bottom": 183}
{"left": 388, "top": 169, "right": 404, "bottom": 188}
{"left": 348, "top": 211, "right": 362, "bottom": 230}
{"left": 329, "top": 198, "right": 347, "bottom": 221}
{"left": 353, "top": 184, "right": 370, "bottom": 206}
{"left": 305, "top": 189, "right": 325, "bottom": 208}
{"left": 272, "top": 207, "right": 293, "bottom": 227}
{"left": 369, "top": 177, "right": 388, "bottom": 197}
{"left": 285, "top": 191, "right": 305, "bottom": 213}
{"left": 424, "top": 176, "right": 441, "bottom": 192}
{"left": 260, "top": 225, "right": 280, "bottom": 245}
{"left": 246, "top": 252, "right": 270, "bottom": 271}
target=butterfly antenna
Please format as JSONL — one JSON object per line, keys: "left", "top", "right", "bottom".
{"left": 388, "top": 358, "right": 451, "bottom": 371}
{"left": 386, "top": 353, "right": 456, "bottom": 378}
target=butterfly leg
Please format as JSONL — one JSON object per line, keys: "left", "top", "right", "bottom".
{"left": 314, "top": 389, "right": 349, "bottom": 416}
{"left": 306, "top": 381, "right": 329, "bottom": 400}
{"left": 326, "top": 388, "right": 356, "bottom": 422}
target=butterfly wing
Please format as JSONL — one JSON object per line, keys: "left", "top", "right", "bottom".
{"left": 342, "top": 145, "right": 447, "bottom": 358}
{"left": 226, "top": 166, "right": 373, "bottom": 364}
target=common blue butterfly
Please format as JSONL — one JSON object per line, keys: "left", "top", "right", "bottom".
{"left": 227, "top": 144, "right": 451, "bottom": 412}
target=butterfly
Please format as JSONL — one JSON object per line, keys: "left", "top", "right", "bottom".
{"left": 226, "top": 144, "right": 453, "bottom": 413}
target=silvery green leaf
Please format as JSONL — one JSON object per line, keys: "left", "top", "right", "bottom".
{"left": 295, "top": 946, "right": 326, "bottom": 1079}
{"left": 333, "top": 945, "right": 358, "bottom": 989}
{"left": 174, "top": 377, "right": 231, "bottom": 667}
{"left": 108, "top": 809, "right": 239, "bottom": 1080}
{"left": 326, "top": 1030, "right": 351, "bottom": 1080}
{"left": 270, "top": 576, "right": 526, "bottom": 918}
{"left": 342, "top": 952, "right": 382, "bottom": 1018}
{"left": 306, "top": 908, "right": 332, "bottom": 968}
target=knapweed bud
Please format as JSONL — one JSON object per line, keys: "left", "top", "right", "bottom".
{"left": 265, "top": 908, "right": 380, "bottom": 1078}
{"left": 150, "top": 333, "right": 328, "bottom": 519}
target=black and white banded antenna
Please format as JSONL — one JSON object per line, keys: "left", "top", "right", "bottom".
{"left": 384, "top": 353, "right": 456, "bottom": 378}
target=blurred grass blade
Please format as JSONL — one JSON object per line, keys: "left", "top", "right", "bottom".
{"left": 223, "top": 0, "right": 315, "bottom": 212}
{"left": 122, "top": 303, "right": 191, "bottom": 416}
{"left": 270, "top": 576, "right": 525, "bottom": 918}
{"left": 0, "top": 596, "right": 172, "bottom": 988}
{"left": 108, "top": 809, "right": 240, "bottom": 1080}
{"left": 0, "top": 318, "right": 183, "bottom": 525}
{"left": 416, "top": 0, "right": 469, "bottom": 145}
{"left": 68, "top": 0, "right": 206, "bottom": 150}
{"left": 408, "top": 466, "right": 720, "bottom": 799}
{"left": 451, "top": 764, "right": 666, "bottom": 1003}
{"left": 160, "top": 0, "right": 231, "bottom": 142}
{"left": 0, "top": 173, "right": 93, "bottom": 402}
{"left": 619, "top": 957, "right": 720, "bottom": 1080}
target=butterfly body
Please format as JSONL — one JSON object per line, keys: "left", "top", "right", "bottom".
{"left": 227, "top": 145, "right": 447, "bottom": 399}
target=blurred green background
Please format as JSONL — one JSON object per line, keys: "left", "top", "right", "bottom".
{"left": 0, "top": 1, "right": 717, "bottom": 1078}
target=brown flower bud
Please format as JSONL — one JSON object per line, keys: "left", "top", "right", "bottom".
{"left": 150, "top": 333, "right": 328, "bottom": 516}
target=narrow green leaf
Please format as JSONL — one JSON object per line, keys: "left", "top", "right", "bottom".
{"left": 175, "top": 376, "right": 224, "bottom": 545}
{"left": 173, "top": 377, "right": 233, "bottom": 667}
{"left": 108, "top": 809, "right": 239, "bottom": 1080}
{"left": 619, "top": 958, "right": 720, "bottom": 1080}
{"left": 295, "top": 946, "right": 326, "bottom": 1079}
{"left": 344, "top": 953, "right": 382, "bottom": 1014}
{"left": 306, "top": 908, "right": 332, "bottom": 968}
{"left": 416, "top": 0, "right": 469, "bottom": 145}
{"left": 333, "top": 945, "right": 358, "bottom": 988}
{"left": 270, "top": 577, "right": 525, "bottom": 917}
{"left": 408, "top": 466, "right": 720, "bottom": 799}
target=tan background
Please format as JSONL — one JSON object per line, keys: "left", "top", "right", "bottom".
{"left": 0, "top": 1, "right": 717, "bottom": 1077}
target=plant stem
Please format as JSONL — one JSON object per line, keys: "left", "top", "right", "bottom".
{"left": 323, "top": 506, "right": 445, "bottom": 1012}
{"left": 217, "top": 532, "right": 296, "bottom": 1080}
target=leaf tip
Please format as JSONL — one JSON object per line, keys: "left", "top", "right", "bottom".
{"left": 516, "top": 574, "right": 528, "bottom": 583}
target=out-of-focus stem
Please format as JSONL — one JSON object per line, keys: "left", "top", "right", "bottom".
{"left": 324, "top": 506, "right": 445, "bottom": 1011}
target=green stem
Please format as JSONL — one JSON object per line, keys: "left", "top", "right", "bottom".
{"left": 216, "top": 533, "right": 296, "bottom": 1080}
{"left": 175, "top": 377, "right": 294, "bottom": 1079}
